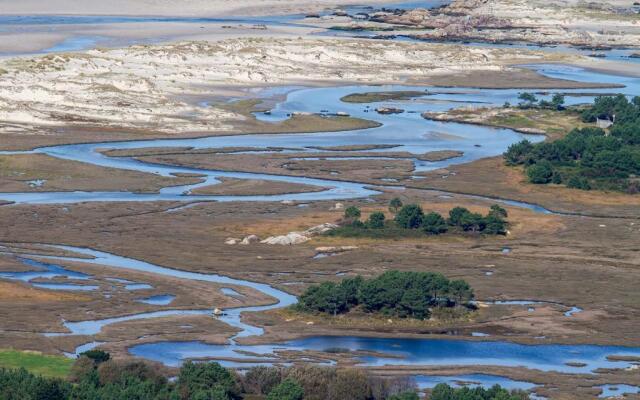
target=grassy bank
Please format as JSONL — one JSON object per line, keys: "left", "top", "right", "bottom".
{"left": 423, "top": 106, "right": 588, "bottom": 140}
{"left": 340, "top": 90, "right": 429, "bottom": 103}
{"left": 0, "top": 349, "right": 73, "bottom": 378}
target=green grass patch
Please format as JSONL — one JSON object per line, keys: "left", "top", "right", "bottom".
{"left": 490, "top": 114, "right": 536, "bottom": 129}
{"left": 0, "top": 349, "right": 73, "bottom": 378}
{"left": 340, "top": 90, "right": 428, "bottom": 103}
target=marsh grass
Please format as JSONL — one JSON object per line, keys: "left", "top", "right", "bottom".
{"left": 0, "top": 349, "right": 73, "bottom": 378}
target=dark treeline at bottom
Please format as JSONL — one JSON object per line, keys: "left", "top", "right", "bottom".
{"left": 0, "top": 350, "right": 532, "bottom": 400}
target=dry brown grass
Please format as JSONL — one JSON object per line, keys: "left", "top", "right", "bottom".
{"left": 0, "top": 281, "right": 88, "bottom": 303}
{"left": 190, "top": 178, "right": 326, "bottom": 196}
{"left": 0, "top": 153, "right": 200, "bottom": 193}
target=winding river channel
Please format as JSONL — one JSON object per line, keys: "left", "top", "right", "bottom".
{"left": 1, "top": 1, "right": 640, "bottom": 395}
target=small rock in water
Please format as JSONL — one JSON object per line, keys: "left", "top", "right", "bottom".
{"left": 375, "top": 106, "right": 404, "bottom": 115}
{"left": 225, "top": 238, "right": 241, "bottom": 245}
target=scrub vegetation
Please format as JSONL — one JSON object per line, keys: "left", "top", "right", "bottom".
{"left": 0, "top": 351, "right": 532, "bottom": 400}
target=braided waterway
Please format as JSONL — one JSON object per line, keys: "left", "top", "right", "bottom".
{"left": 0, "top": 64, "right": 637, "bottom": 213}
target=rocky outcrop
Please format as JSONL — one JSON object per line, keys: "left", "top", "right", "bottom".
{"left": 226, "top": 223, "right": 338, "bottom": 246}
{"left": 372, "top": 0, "right": 640, "bottom": 49}
{"left": 225, "top": 238, "right": 241, "bottom": 245}
{"left": 261, "top": 223, "right": 338, "bottom": 246}
{"left": 240, "top": 235, "right": 260, "bottom": 245}
{"left": 225, "top": 235, "right": 260, "bottom": 245}
{"left": 315, "top": 246, "right": 359, "bottom": 253}
{"left": 375, "top": 107, "right": 404, "bottom": 115}
{"left": 261, "top": 232, "right": 310, "bottom": 245}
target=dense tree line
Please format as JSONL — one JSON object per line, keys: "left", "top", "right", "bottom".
{"left": 504, "top": 95, "right": 640, "bottom": 193}
{"left": 296, "top": 270, "right": 474, "bottom": 319}
{"left": 0, "top": 356, "right": 531, "bottom": 400}
{"left": 328, "top": 200, "right": 508, "bottom": 238}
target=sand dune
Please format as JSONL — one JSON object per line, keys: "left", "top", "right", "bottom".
{"left": 0, "top": 37, "right": 570, "bottom": 136}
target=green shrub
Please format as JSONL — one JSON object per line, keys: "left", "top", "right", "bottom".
{"left": 527, "top": 160, "right": 554, "bottom": 184}
{"left": 567, "top": 175, "right": 592, "bottom": 190}
{"left": 388, "top": 391, "right": 420, "bottom": 400}
{"left": 344, "top": 206, "right": 361, "bottom": 224}
{"left": 79, "top": 350, "right": 110, "bottom": 364}
{"left": 267, "top": 378, "right": 304, "bottom": 400}
{"left": 422, "top": 212, "right": 448, "bottom": 235}
{"left": 389, "top": 197, "right": 403, "bottom": 213}
{"left": 394, "top": 204, "right": 424, "bottom": 229}
{"left": 367, "top": 211, "right": 386, "bottom": 229}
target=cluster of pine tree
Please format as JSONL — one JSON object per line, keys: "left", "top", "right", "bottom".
{"left": 296, "top": 270, "right": 474, "bottom": 319}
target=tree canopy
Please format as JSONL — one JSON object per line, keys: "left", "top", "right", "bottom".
{"left": 297, "top": 271, "right": 474, "bottom": 319}
{"left": 504, "top": 95, "right": 640, "bottom": 193}
{"left": 328, "top": 205, "right": 508, "bottom": 238}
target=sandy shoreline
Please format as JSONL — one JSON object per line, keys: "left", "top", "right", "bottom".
{"left": 0, "top": 0, "right": 411, "bottom": 17}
